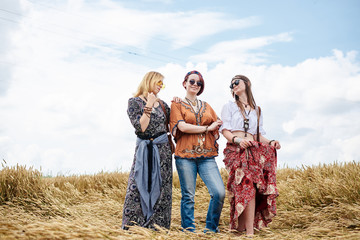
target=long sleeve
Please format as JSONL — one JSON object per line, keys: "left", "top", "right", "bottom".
{"left": 127, "top": 98, "right": 143, "bottom": 133}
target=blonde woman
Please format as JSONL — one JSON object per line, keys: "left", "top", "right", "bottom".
{"left": 221, "top": 75, "right": 281, "bottom": 236}
{"left": 122, "top": 71, "right": 173, "bottom": 230}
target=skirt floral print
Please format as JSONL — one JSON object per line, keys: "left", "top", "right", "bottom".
{"left": 223, "top": 142, "right": 278, "bottom": 230}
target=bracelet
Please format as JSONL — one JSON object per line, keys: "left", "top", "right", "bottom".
{"left": 204, "top": 126, "right": 208, "bottom": 134}
{"left": 232, "top": 136, "right": 238, "bottom": 144}
{"left": 269, "top": 140, "right": 275, "bottom": 146}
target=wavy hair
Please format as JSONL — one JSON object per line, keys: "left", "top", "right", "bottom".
{"left": 134, "top": 71, "right": 164, "bottom": 97}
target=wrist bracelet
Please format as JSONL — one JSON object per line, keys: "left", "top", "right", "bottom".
{"left": 232, "top": 136, "right": 237, "bottom": 144}
{"left": 269, "top": 140, "right": 275, "bottom": 146}
{"left": 204, "top": 126, "right": 209, "bottom": 134}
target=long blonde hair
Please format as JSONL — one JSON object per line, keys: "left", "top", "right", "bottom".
{"left": 134, "top": 71, "right": 164, "bottom": 97}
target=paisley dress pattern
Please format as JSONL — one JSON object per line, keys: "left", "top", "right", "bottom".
{"left": 122, "top": 97, "right": 172, "bottom": 229}
{"left": 223, "top": 142, "right": 278, "bottom": 230}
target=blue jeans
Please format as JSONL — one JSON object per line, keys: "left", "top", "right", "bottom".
{"left": 175, "top": 157, "right": 225, "bottom": 233}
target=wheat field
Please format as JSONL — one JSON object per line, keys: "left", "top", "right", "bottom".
{"left": 1, "top": 160, "right": 360, "bottom": 239}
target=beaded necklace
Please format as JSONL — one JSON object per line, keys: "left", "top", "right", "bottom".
{"left": 185, "top": 98, "right": 206, "bottom": 153}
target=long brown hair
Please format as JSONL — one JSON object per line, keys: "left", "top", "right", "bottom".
{"left": 231, "top": 75, "right": 257, "bottom": 113}
{"left": 134, "top": 71, "right": 164, "bottom": 97}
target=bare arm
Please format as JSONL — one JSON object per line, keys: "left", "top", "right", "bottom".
{"left": 177, "top": 119, "right": 222, "bottom": 134}
{"left": 222, "top": 129, "right": 253, "bottom": 148}
{"left": 222, "top": 129, "right": 234, "bottom": 142}
{"left": 139, "top": 107, "right": 151, "bottom": 132}
{"left": 257, "top": 134, "right": 281, "bottom": 149}
{"left": 140, "top": 93, "right": 158, "bottom": 132}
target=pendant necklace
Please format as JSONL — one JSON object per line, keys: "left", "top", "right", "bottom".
{"left": 238, "top": 102, "right": 251, "bottom": 137}
{"left": 185, "top": 97, "right": 198, "bottom": 107}
{"left": 185, "top": 97, "right": 199, "bottom": 113}
{"left": 240, "top": 101, "right": 248, "bottom": 108}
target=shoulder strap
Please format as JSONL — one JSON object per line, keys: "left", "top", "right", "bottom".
{"left": 158, "top": 100, "right": 170, "bottom": 131}
{"left": 159, "top": 100, "right": 175, "bottom": 153}
{"left": 256, "top": 106, "right": 261, "bottom": 142}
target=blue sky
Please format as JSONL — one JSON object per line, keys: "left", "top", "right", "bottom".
{"left": 0, "top": 0, "right": 359, "bottom": 175}
{"left": 105, "top": 0, "right": 360, "bottom": 67}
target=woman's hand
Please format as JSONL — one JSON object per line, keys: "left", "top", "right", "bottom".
{"left": 146, "top": 92, "right": 158, "bottom": 107}
{"left": 270, "top": 140, "right": 281, "bottom": 150}
{"left": 171, "top": 96, "right": 182, "bottom": 103}
{"left": 208, "top": 119, "right": 222, "bottom": 131}
{"left": 235, "top": 138, "right": 253, "bottom": 149}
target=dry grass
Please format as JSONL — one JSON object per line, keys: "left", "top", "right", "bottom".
{"left": 1, "top": 159, "right": 360, "bottom": 239}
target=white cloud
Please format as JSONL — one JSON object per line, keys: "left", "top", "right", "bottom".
{"left": 158, "top": 14, "right": 261, "bottom": 48}
{"left": 159, "top": 50, "right": 360, "bottom": 169}
{"left": 0, "top": 0, "right": 359, "bottom": 175}
{"left": 336, "top": 135, "right": 360, "bottom": 162}
{"left": 16, "top": 0, "right": 260, "bottom": 56}
{"left": 0, "top": 0, "right": 22, "bottom": 95}
{"left": 141, "top": 0, "right": 174, "bottom": 4}
{"left": 191, "top": 32, "right": 293, "bottom": 63}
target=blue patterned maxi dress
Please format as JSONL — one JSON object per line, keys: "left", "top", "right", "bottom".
{"left": 121, "top": 97, "right": 173, "bottom": 229}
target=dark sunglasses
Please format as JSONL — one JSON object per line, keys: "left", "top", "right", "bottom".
{"left": 188, "top": 79, "right": 203, "bottom": 87}
{"left": 230, "top": 79, "right": 242, "bottom": 89}
{"left": 186, "top": 70, "right": 201, "bottom": 77}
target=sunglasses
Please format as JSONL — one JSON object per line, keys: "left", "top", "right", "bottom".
{"left": 156, "top": 80, "right": 166, "bottom": 89}
{"left": 185, "top": 70, "right": 201, "bottom": 77}
{"left": 188, "top": 79, "right": 203, "bottom": 87}
{"left": 230, "top": 79, "right": 242, "bottom": 89}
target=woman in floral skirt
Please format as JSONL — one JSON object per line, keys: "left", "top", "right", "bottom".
{"left": 220, "top": 75, "right": 281, "bottom": 236}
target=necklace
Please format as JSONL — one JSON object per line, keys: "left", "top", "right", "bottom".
{"left": 236, "top": 101, "right": 252, "bottom": 137}
{"left": 244, "top": 108, "right": 251, "bottom": 117}
{"left": 240, "top": 101, "right": 249, "bottom": 108}
{"left": 185, "top": 98, "right": 205, "bottom": 154}
{"left": 185, "top": 97, "right": 198, "bottom": 107}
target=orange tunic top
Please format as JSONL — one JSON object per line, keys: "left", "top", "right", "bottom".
{"left": 170, "top": 100, "right": 220, "bottom": 159}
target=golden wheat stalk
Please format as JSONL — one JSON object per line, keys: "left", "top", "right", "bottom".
{"left": 1, "top": 161, "right": 359, "bottom": 239}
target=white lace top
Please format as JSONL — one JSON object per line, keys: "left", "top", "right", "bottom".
{"left": 219, "top": 101, "right": 266, "bottom": 135}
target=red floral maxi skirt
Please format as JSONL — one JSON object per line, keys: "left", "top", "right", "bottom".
{"left": 223, "top": 142, "right": 278, "bottom": 230}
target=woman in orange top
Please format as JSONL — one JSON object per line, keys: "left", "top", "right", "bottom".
{"left": 170, "top": 70, "right": 225, "bottom": 233}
